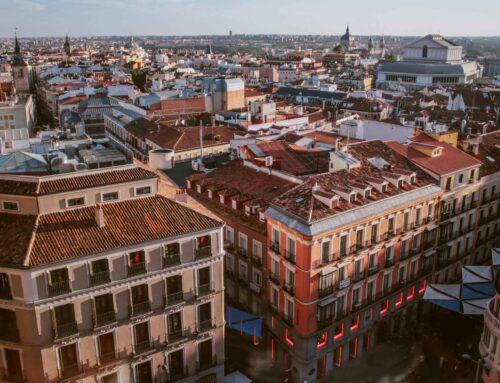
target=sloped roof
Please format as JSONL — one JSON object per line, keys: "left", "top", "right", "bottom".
{"left": 0, "top": 195, "right": 222, "bottom": 267}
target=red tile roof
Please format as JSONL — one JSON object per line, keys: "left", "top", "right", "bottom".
{"left": 0, "top": 167, "right": 157, "bottom": 197}
{"left": 0, "top": 195, "right": 222, "bottom": 267}
{"left": 386, "top": 133, "right": 482, "bottom": 177}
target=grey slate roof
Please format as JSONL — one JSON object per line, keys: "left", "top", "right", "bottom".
{"left": 275, "top": 87, "right": 347, "bottom": 101}
{"left": 379, "top": 61, "right": 467, "bottom": 75}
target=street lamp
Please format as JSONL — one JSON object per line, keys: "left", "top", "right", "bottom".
{"left": 462, "top": 353, "right": 491, "bottom": 383}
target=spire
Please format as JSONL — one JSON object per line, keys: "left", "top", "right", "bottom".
{"left": 64, "top": 33, "right": 71, "bottom": 56}
{"left": 14, "top": 31, "right": 20, "bottom": 55}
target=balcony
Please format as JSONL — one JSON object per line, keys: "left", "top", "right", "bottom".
{"left": 195, "top": 246, "right": 212, "bottom": 260}
{"left": 167, "top": 329, "right": 186, "bottom": 343}
{"left": 283, "top": 314, "right": 294, "bottom": 327}
{"left": 89, "top": 270, "right": 110, "bottom": 287}
{"left": 317, "top": 317, "right": 333, "bottom": 330}
{"left": 130, "top": 301, "right": 151, "bottom": 318}
{"left": 352, "top": 271, "right": 365, "bottom": 283}
{"left": 99, "top": 350, "right": 117, "bottom": 365}
{"left": 269, "top": 272, "right": 280, "bottom": 285}
{"left": 60, "top": 363, "right": 81, "bottom": 380}
{"left": 48, "top": 280, "right": 71, "bottom": 297}
{"left": 197, "top": 282, "right": 214, "bottom": 296}
{"left": 196, "top": 355, "right": 217, "bottom": 372}
{"left": 163, "top": 253, "right": 181, "bottom": 268}
{"left": 134, "top": 339, "right": 152, "bottom": 355}
{"left": 319, "top": 285, "right": 334, "bottom": 298}
{"left": 251, "top": 255, "right": 263, "bottom": 267}
{"left": 384, "top": 258, "right": 395, "bottom": 269}
{"left": 197, "top": 318, "right": 214, "bottom": 333}
{"left": 238, "top": 248, "right": 248, "bottom": 258}
{"left": 165, "top": 291, "right": 184, "bottom": 306}
{"left": 128, "top": 261, "right": 146, "bottom": 277}
{"left": 168, "top": 367, "right": 188, "bottom": 382}
{"left": 269, "top": 241, "right": 280, "bottom": 254}
{"left": 283, "top": 282, "right": 295, "bottom": 296}
{"left": 367, "top": 265, "right": 379, "bottom": 276}
{"left": 94, "top": 310, "right": 116, "bottom": 328}
{"left": 54, "top": 321, "right": 78, "bottom": 340}
{"left": 284, "top": 251, "right": 296, "bottom": 264}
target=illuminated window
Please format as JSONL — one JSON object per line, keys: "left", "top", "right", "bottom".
{"left": 285, "top": 327, "right": 294, "bottom": 347}
{"left": 380, "top": 300, "right": 389, "bottom": 315}
{"left": 419, "top": 279, "right": 427, "bottom": 295}
{"left": 334, "top": 323, "right": 344, "bottom": 341}
{"left": 350, "top": 315, "right": 359, "bottom": 332}
{"left": 316, "top": 332, "right": 327, "bottom": 349}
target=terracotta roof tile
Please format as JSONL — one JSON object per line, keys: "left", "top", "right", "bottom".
{"left": 0, "top": 195, "right": 222, "bottom": 267}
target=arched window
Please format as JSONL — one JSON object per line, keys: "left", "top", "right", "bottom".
{"left": 422, "top": 45, "right": 428, "bottom": 58}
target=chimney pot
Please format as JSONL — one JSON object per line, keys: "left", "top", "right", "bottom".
{"left": 95, "top": 204, "right": 105, "bottom": 228}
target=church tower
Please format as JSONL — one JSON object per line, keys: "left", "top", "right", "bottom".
{"left": 12, "top": 31, "right": 30, "bottom": 94}
{"left": 379, "top": 35, "right": 386, "bottom": 58}
{"left": 63, "top": 34, "right": 71, "bottom": 57}
{"left": 368, "top": 36, "right": 374, "bottom": 53}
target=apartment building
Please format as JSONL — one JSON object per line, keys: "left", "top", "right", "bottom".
{"left": 388, "top": 131, "right": 498, "bottom": 286}
{"left": 186, "top": 160, "right": 297, "bottom": 320}
{"left": 263, "top": 140, "right": 442, "bottom": 382}
{"left": 0, "top": 164, "right": 225, "bottom": 383}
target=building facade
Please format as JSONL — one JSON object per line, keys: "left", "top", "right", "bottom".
{"left": 0, "top": 165, "right": 225, "bottom": 383}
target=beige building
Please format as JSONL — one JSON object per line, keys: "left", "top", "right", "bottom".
{"left": 0, "top": 164, "right": 225, "bottom": 383}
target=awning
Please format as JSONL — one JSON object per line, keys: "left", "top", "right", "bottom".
{"left": 321, "top": 266, "right": 338, "bottom": 276}
{"left": 424, "top": 250, "right": 436, "bottom": 258}
{"left": 426, "top": 224, "right": 438, "bottom": 231}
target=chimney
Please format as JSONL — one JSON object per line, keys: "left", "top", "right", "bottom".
{"left": 95, "top": 204, "right": 105, "bottom": 228}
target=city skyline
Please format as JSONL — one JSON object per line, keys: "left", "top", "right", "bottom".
{"left": 1, "top": 0, "right": 500, "bottom": 38}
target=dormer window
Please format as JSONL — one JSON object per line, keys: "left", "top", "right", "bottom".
{"left": 197, "top": 185, "right": 202, "bottom": 194}
{"left": 349, "top": 193, "right": 356, "bottom": 203}
{"left": 365, "top": 190, "right": 371, "bottom": 199}
{"left": 245, "top": 206, "right": 251, "bottom": 216}
{"left": 398, "top": 180, "right": 403, "bottom": 188}
{"left": 219, "top": 195, "right": 225, "bottom": 204}
{"left": 231, "top": 200, "right": 237, "bottom": 210}
{"left": 382, "top": 185, "right": 388, "bottom": 193}
{"left": 208, "top": 190, "right": 213, "bottom": 199}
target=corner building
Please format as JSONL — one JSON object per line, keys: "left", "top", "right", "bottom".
{"left": 263, "top": 141, "right": 442, "bottom": 382}
{"left": 0, "top": 165, "right": 225, "bottom": 383}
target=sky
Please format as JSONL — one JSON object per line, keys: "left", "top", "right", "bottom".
{"left": 1, "top": 0, "right": 499, "bottom": 38}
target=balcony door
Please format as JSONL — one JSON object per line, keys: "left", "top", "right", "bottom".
{"left": 135, "top": 360, "right": 153, "bottom": 383}
{"left": 198, "top": 338, "right": 213, "bottom": 369}
{"left": 4, "top": 349, "right": 23, "bottom": 381}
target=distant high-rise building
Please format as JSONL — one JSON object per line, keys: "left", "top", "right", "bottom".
{"left": 229, "top": 30, "right": 233, "bottom": 37}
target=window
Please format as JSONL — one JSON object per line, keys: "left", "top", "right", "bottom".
{"left": 135, "top": 360, "right": 153, "bottom": 382}
{"left": 388, "top": 217, "right": 395, "bottom": 234}
{"left": 383, "top": 273, "right": 391, "bottom": 294}
{"left": 0, "top": 309, "right": 19, "bottom": 342}
{"left": 48, "top": 268, "right": 70, "bottom": 297}
{"left": 0, "top": 273, "right": 12, "bottom": 300}
{"left": 356, "top": 230, "right": 364, "bottom": 248}
{"left": 133, "top": 322, "right": 151, "bottom": 354}
{"left": 128, "top": 250, "right": 146, "bottom": 276}
{"left": 168, "top": 349, "right": 185, "bottom": 380}
{"left": 167, "top": 311, "right": 183, "bottom": 340}
{"left": 339, "top": 235, "right": 348, "bottom": 257}
{"left": 59, "top": 343, "right": 79, "bottom": 379}
{"left": 135, "top": 186, "right": 151, "bottom": 196}
{"left": 66, "top": 197, "right": 85, "bottom": 208}
{"left": 4, "top": 349, "right": 23, "bottom": 381}
{"left": 458, "top": 174, "right": 464, "bottom": 184}
{"left": 197, "top": 302, "right": 212, "bottom": 331}
{"left": 53, "top": 304, "right": 77, "bottom": 339}
{"left": 197, "top": 338, "right": 214, "bottom": 370}
{"left": 97, "top": 332, "right": 116, "bottom": 364}
{"left": 239, "top": 262, "right": 248, "bottom": 281}
{"left": 197, "top": 267, "right": 211, "bottom": 295}
{"left": 371, "top": 224, "right": 379, "bottom": 243}
{"left": 130, "top": 284, "right": 150, "bottom": 317}
{"left": 90, "top": 259, "right": 110, "bottom": 286}
{"left": 367, "top": 280, "right": 374, "bottom": 301}
{"left": 101, "top": 191, "right": 119, "bottom": 202}
{"left": 285, "top": 299, "right": 294, "bottom": 323}
{"left": 2, "top": 201, "right": 19, "bottom": 211}
{"left": 94, "top": 293, "right": 115, "bottom": 327}
{"left": 321, "top": 240, "right": 331, "bottom": 264}
{"left": 166, "top": 275, "right": 183, "bottom": 304}
{"left": 422, "top": 45, "right": 428, "bottom": 58}
{"left": 352, "top": 288, "right": 360, "bottom": 306}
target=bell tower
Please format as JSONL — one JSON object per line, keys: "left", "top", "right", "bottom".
{"left": 12, "top": 30, "right": 30, "bottom": 94}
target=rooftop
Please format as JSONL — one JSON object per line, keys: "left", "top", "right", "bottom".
{"left": 0, "top": 165, "right": 156, "bottom": 196}
{"left": 0, "top": 195, "right": 222, "bottom": 267}
{"left": 387, "top": 132, "right": 482, "bottom": 177}
{"left": 271, "top": 140, "right": 437, "bottom": 224}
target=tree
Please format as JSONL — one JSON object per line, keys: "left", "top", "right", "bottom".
{"left": 131, "top": 69, "right": 146, "bottom": 91}
{"left": 385, "top": 53, "right": 397, "bottom": 61}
